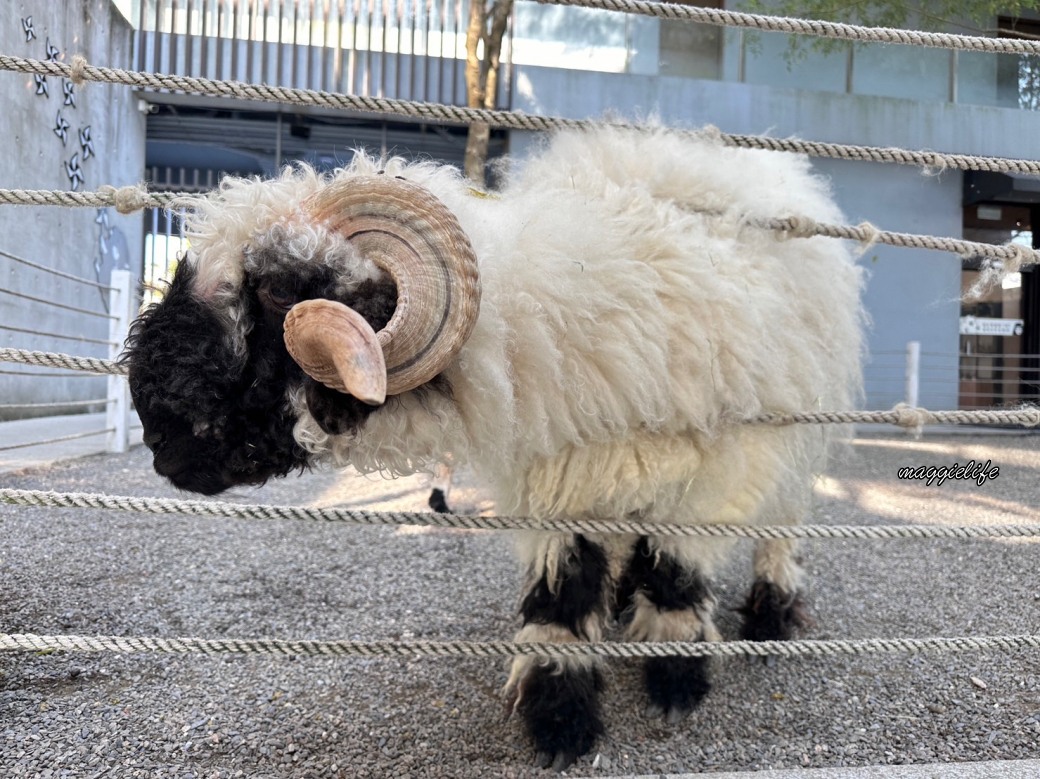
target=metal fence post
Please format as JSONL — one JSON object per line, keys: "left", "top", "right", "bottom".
{"left": 905, "top": 340, "right": 920, "bottom": 409}
{"left": 107, "top": 269, "right": 135, "bottom": 454}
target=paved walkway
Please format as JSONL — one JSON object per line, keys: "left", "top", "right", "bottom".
{"left": 0, "top": 412, "right": 142, "bottom": 475}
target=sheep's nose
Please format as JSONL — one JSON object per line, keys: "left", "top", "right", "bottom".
{"left": 143, "top": 430, "right": 164, "bottom": 452}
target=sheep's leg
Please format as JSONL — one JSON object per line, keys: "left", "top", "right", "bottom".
{"left": 617, "top": 536, "right": 718, "bottom": 724}
{"left": 740, "top": 538, "right": 810, "bottom": 642}
{"left": 505, "top": 533, "right": 609, "bottom": 771}
{"left": 427, "top": 462, "right": 454, "bottom": 513}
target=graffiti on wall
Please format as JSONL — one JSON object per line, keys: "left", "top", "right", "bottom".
{"left": 23, "top": 21, "right": 94, "bottom": 192}
{"left": 21, "top": 13, "right": 129, "bottom": 304}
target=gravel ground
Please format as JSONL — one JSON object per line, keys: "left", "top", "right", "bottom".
{"left": 2, "top": 432, "right": 1039, "bottom": 777}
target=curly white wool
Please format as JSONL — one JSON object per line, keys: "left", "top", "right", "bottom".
{"left": 181, "top": 126, "right": 864, "bottom": 580}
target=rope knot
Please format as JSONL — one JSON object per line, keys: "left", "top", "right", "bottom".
{"left": 70, "top": 55, "right": 89, "bottom": 86}
{"left": 1019, "top": 405, "right": 1040, "bottom": 428}
{"left": 698, "top": 124, "right": 725, "bottom": 145}
{"left": 1004, "top": 242, "right": 1035, "bottom": 274}
{"left": 853, "top": 220, "right": 882, "bottom": 253}
{"left": 776, "top": 215, "right": 819, "bottom": 240}
{"left": 98, "top": 184, "right": 151, "bottom": 214}
{"left": 892, "top": 403, "right": 928, "bottom": 434}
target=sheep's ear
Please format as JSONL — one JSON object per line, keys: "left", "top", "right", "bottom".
{"left": 304, "top": 176, "right": 480, "bottom": 395}
{"left": 284, "top": 299, "right": 386, "bottom": 406}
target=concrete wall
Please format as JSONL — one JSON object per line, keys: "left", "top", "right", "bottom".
{"left": 0, "top": 0, "right": 147, "bottom": 419}
{"left": 510, "top": 67, "right": 1040, "bottom": 410}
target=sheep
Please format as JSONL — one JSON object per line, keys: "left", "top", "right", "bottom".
{"left": 124, "top": 125, "right": 864, "bottom": 770}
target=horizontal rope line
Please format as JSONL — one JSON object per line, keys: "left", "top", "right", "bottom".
{"left": 752, "top": 405, "right": 1040, "bottom": 428}
{"left": 0, "top": 249, "right": 116, "bottom": 291}
{"left": 0, "top": 186, "right": 182, "bottom": 213}
{"left": 3, "top": 632, "right": 1039, "bottom": 659}
{"left": 3, "top": 54, "right": 1040, "bottom": 178}
{"left": 757, "top": 215, "right": 1037, "bottom": 267}
{"left": 2, "top": 187, "right": 1036, "bottom": 271}
{"left": 723, "top": 132, "right": 1040, "bottom": 177}
{"left": 0, "top": 348, "right": 124, "bottom": 376}
{"left": 2, "top": 348, "right": 1038, "bottom": 428}
{"left": 0, "top": 430, "right": 113, "bottom": 454}
{"left": 539, "top": 0, "right": 1040, "bottom": 56}
{"left": 3, "top": 488, "right": 1039, "bottom": 540}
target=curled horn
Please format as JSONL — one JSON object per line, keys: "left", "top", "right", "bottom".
{"left": 283, "top": 176, "right": 481, "bottom": 400}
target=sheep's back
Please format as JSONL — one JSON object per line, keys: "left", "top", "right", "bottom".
{"left": 456, "top": 127, "right": 864, "bottom": 520}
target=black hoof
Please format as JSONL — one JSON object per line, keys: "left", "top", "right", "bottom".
{"left": 517, "top": 663, "right": 603, "bottom": 771}
{"left": 738, "top": 579, "right": 810, "bottom": 643}
{"left": 644, "top": 655, "right": 711, "bottom": 723}
{"left": 428, "top": 488, "right": 450, "bottom": 513}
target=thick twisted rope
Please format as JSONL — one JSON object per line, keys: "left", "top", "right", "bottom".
{"left": 754, "top": 404, "right": 1040, "bottom": 429}
{"left": 538, "top": 0, "right": 1040, "bottom": 56}
{"left": 2, "top": 349, "right": 1037, "bottom": 428}
{"left": 0, "top": 347, "right": 124, "bottom": 376}
{"left": 3, "top": 488, "right": 1039, "bottom": 540}
{"left": 761, "top": 216, "right": 1038, "bottom": 268}
{"left": 3, "top": 632, "right": 1040, "bottom": 659}
{"left": 3, "top": 188, "right": 1037, "bottom": 273}
{"left": 2, "top": 346, "right": 1038, "bottom": 428}
{"left": 4, "top": 54, "right": 1040, "bottom": 179}
{"left": 0, "top": 185, "right": 182, "bottom": 213}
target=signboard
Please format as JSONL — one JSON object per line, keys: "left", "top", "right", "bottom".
{"left": 959, "top": 316, "right": 1025, "bottom": 337}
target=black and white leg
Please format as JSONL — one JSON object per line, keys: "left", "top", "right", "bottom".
{"left": 617, "top": 536, "right": 719, "bottom": 724}
{"left": 739, "top": 538, "right": 809, "bottom": 642}
{"left": 505, "top": 533, "right": 609, "bottom": 771}
{"left": 427, "top": 462, "right": 454, "bottom": 513}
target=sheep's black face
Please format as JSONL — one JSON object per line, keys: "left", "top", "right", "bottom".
{"left": 124, "top": 258, "right": 397, "bottom": 495}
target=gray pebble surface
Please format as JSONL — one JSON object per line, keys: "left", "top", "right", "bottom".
{"left": 2, "top": 433, "right": 1039, "bottom": 777}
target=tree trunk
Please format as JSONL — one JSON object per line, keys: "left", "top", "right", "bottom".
{"left": 463, "top": 0, "right": 513, "bottom": 187}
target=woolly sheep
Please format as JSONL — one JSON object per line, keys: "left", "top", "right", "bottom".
{"left": 125, "top": 125, "right": 864, "bottom": 770}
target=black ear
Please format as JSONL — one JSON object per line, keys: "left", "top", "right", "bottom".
{"left": 304, "top": 377, "right": 381, "bottom": 436}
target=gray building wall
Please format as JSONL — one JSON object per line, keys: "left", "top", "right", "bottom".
{"left": 0, "top": 1, "right": 146, "bottom": 418}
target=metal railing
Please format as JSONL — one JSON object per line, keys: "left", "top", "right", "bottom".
{"left": 134, "top": 0, "right": 509, "bottom": 109}
{"left": 0, "top": 245, "right": 137, "bottom": 452}
{"left": 867, "top": 341, "right": 1040, "bottom": 415}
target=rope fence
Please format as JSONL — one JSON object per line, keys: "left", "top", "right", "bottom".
{"left": 6, "top": 53, "right": 1040, "bottom": 181}
{"left": 0, "top": 348, "right": 124, "bottom": 377}
{"left": 4, "top": 486, "right": 1040, "bottom": 540}
{"left": 2, "top": 8, "right": 1040, "bottom": 761}
{"left": 2, "top": 346, "right": 1038, "bottom": 429}
{"left": 536, "top": 0, "right": 1040, "bottom": 57}
{"left": 3, "top": 185, "right": 1037, "bottom": 273}
{"left": 4, "top": 631, "right": 1040, "bottom": 660}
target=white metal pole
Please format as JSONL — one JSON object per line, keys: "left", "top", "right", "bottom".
{"left": 905, "top": 340, "right": 920, "bottom": 410}
{"left": 106, "top": 269, "right": 134, "bottom": 454}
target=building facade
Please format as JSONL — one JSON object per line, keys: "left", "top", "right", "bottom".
{"left": 3, "top": 0, "right": 1038, "bottom": 417}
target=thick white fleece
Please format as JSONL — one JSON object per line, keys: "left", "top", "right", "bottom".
{"left": 180, "top": 126, "right": 864, "bottom": 565}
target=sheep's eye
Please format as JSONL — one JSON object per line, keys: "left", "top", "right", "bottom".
{"left": 261, "top": 283, "right": 297, "bottom": 312}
